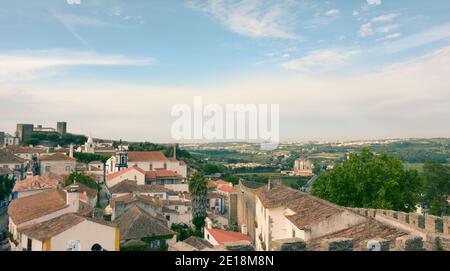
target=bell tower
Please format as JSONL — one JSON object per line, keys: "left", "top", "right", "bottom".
{"left": 116, "top": 140, "right": 128, "bottom": 171}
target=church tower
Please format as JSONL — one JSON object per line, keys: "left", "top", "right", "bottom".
{"left": 116, "top": 140, "right": 128, "bottom": 171}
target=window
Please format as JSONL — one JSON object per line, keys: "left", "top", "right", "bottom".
{"left": 65, "top": 165, "right": 71, "bottom": 172}
{"left": 163, "top": 162, "right": 167, "bottom": 169}
{"left": 15, "top": 165, "right": 20, "bottom": 170}
{"left": 91, "top": 244, "right": 103, "bottom": 251}
{"left": 27, "top": 238, "right": 32, "bottom": 251}
{"left": 207, "top": 234, "right": 210, "bottom": 240}
{"left": 292, "top": 229, "right": 296, "bottom": 238}
{"left": 45, "top": 166, "right": 51, "bottom": 172}
{"left": 3, "top": 165, "right": 8, "bottom": 169}
{"left": 149, "top": 163, "right": 153, "bottom": 170}
{"left": 67, "top": 240, "right": 80, "bottom": 251}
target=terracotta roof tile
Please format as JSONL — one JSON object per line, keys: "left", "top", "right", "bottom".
{"left": 18, "top": 213, "right": 85, "bottom": 240}
{"left": 39, "top": 153, "right": 76, "bottom": 161}
{"left": 18, "top": 213, "right": 116, "bottom": 241}
{"left": 0, "top": 149, "right": 26, "bottom": 163}
{"left": 206, "top": 228, "right": 251, "bottom": 245}
{"left": 284, "top": 193, "right": 345, "bottom": 230}
{"left": 108, "top": 179, "right": 172, "bottom": 194}
{"left": 106, "top": 166, "right": 145, "bottom": 181}
{"left": 184, "top": 236, "right": 214, "bottom": 250}
{"left": 13, "top": 173, "right": 64, "bottom": 192}
{"left": 115, "top": 205, "right": 174, "bottom": 240}
{"left": 255, "top": 185, "right": 302, "bottom": 208}
{"left": 217, "top": 185, "right": 234, "bottom": 193}
{"left": 128, "top": 151, "right": 168, "bottom": 162}
{"left": 8, "top": 189, "right": 68, "bottom": 225}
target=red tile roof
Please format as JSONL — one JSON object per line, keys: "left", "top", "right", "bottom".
{"left": 154, "top": 169, "right": 182, "bottom": 178}
{"left": 128, "top": 151, "right": 168, "bottom": 162}
{"left": 13, "top": 173, "right": 64, "bottom": 192}
{"left": 106, "top": 166, "right": 145, "bottom": 181}
{"left": 206, "top": 228, "right": 251, "bottom": 245}
{"left": 39, "top": 153, "right": 76, "bottom": 161}
{"left": 8, "top": 190, "right": 68, "bottom": 225}
{"left": 217, "top": 185, "right": 234, "bottom": 193}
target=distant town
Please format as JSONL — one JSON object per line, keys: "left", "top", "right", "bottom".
{"left": 0, "top": 122, "right": 448, "bottom": 251}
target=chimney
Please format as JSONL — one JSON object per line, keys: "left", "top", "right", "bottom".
{"left": 267, "top": 178, "right": 281, "bottom": 191}
{"left": 69, "top": 144, "right": 74, "bottom": 158}
{"left": 241, "top": 224, "right": 248, "bottom": 235}
{"left": 205, "top": 217, "right": 212, "bottom": 229}
{"left": 65, "top": 187, "right": 80, "bottom": 212}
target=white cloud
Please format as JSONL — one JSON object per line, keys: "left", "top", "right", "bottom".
{"left": 67, "top": 0, "right": 81, "bottom": 5}
{"left": 377, "top": 32, "right": 402, "bottom": 41}
{"left": 0, "top": 49, "right": 153, "bottom": 82}
{"left": 188, "top": 0, "right": 301, "bottom": 40}
{"left": 359, "top": 22, "right": 374, "bottom": 37}
{"left": 360, "top": 23, "right": 400, "bottom": 37}
{"left": 367, "top": 0, "right": 381, "bottom": 5}
{"left": 377, "top": 24, "right": 400, "bottom": 33}
{"left": 352, "top": 11, "right": 360, "bottom": 17}
{"left": 280, "top": 49, "right": 361, "bottom": 73}
{"left": 372, "top": 13, "right": 401, "bottom": 23}
{"left": 53, "top": 13, "right": 109, "bottom": 28}
{"left": 377, "top": 23, "right": 450, "bottom": 53}
{"left": 325, "top": 9, "right": 340, "bottom": 17}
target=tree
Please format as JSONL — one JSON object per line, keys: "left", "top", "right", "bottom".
{"left": 202, "top": 163, "right": 226, "bottom": 175}
{"left": 0, "top": 175, "right": 15, "bottom": 201}
{"left": 422, "top": 161, "right": 450, "bottom": 216}
{"left": 311, "top": 149, "right": 423, "bottom": 212}
{"left": 189, "top": 172, "right": 208, "bottom": 231}
{"left": 65, "top": 172, "right": 100, "bottom": 190}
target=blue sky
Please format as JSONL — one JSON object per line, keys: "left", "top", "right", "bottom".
{"left": 0, "top": 0, "right": 449, "bottom": 142}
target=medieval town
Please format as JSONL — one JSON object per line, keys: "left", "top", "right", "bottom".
{"left": 0, "top": 122, "right": 448, "bottom": 251}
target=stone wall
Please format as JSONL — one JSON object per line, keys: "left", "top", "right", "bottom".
{"left": 348, "top": 207, "right": 449, "bottom": 250}
{"left": 235, "top": 181, "right": 263, "bottom": 243}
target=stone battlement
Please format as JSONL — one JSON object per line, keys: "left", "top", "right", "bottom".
{"left": 348, "top": 207, "right": 450, "bottom": 250}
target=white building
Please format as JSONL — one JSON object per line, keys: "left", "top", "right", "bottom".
{"left": 8, "top": 188, "right": 119, "bottom": 251}
{"left": 39, "top": 153, "right": 76, "bottom": 175}
{"left": 3, "top": 133, "right": 20, "bottom": 146}
{"left": 12, "top": 172, "right": 64, "bottom": 199}
{"left": 0, "top": 149, "right": 26, "bottom": 180}
{"left": 106, "top": 165, "right": 187, "bottom": 192}
{"left": 106, "top": 151, "right": 187, "bottom": 178}
{"left": 254, "top": 184, "right": 365, "bottom": 251}
{"left": 106, "top": 166, "right": 146, "bottom": 188}
{"left": 18, "top": 213, "right": 118, "bottom": 251}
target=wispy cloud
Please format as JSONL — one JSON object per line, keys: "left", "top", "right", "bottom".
{"left": 0, "top": 49, "right": 154, "bottom": 82}
{"left": 324, "top": 9, "right": 340, "bottom": 17}
{"left": 3, "top": 45, "right": 449, "bottom": 141}
{"left": 53, "top": 13, "right": 109, "bottom": 28}
{"left": 377, "top": 32, "right": 402, "bottom": 41}
{"left": 280, "top": 49, "right": 361, "bottom": 73}
{"left": 359, "top": 22, "right": 374, "bottom": 37}
{"left": 372, "top": 13, "right": 401, "bottom": 23}
{"left": 377, "top": 23, "right": 450, "bottom": 53}
{"left": 188, "top": 0, "right": 301, "bottom": 40}
{"left": 367, "top": 0, "right": 381, "bottom": 5}
{"left": 360, "top": 23, "right": 400, "bottom": 37}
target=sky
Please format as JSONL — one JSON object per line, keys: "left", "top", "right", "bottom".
{"left": 0, "top": 0, "right": 449, "bottom": 142}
